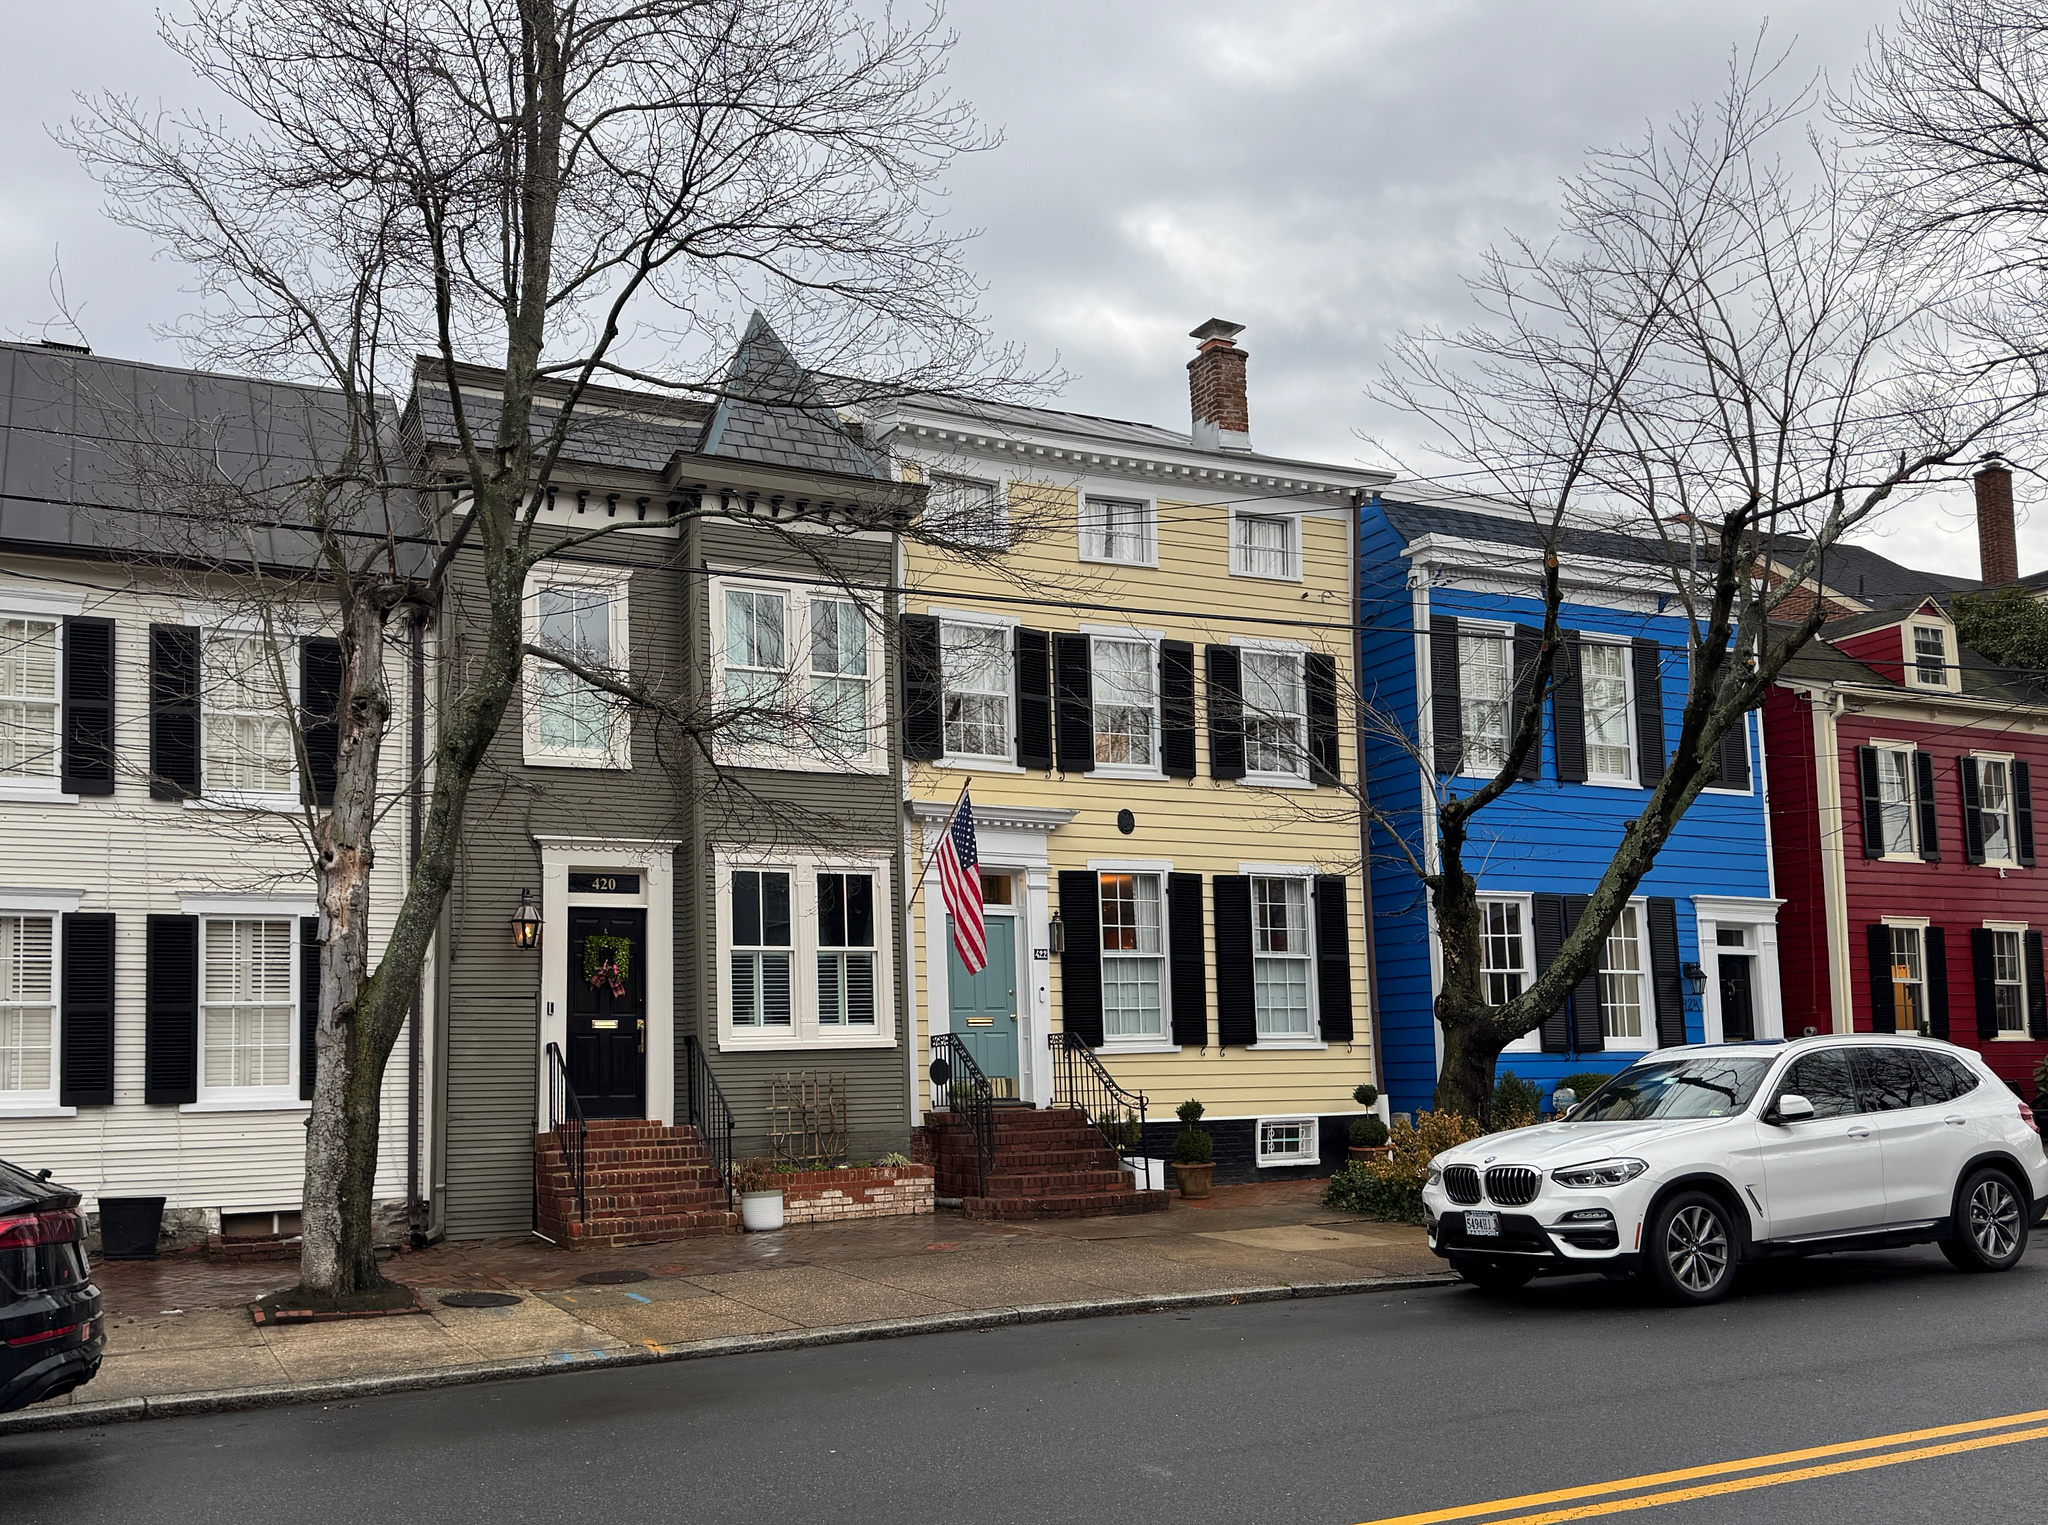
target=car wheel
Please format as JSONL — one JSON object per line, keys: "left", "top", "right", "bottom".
{"left": 1941, "top": 1168, "right": 2029, "bottom": 1273}
{"left": 1453, "top": 1257, "right": 1534, "bottom": 1292}
{"left": 1646, "top": 1191, "right": 1736, "bottom": 1305}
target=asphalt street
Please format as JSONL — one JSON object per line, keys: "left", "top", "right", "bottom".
{"left": 7, "top": 1245, "right": 2048, "bottom": 1525}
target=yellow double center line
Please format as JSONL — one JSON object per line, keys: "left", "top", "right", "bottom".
{"left": 1355, "top": 1407, "right": 2048, "bottom": 1525}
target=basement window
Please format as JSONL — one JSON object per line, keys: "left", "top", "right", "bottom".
{"left": 1256, "top": 1116, "right": 1320, "bottom": 1168}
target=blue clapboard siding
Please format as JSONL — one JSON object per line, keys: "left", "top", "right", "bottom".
{"left": 1358, "top": 497, "right": 1774, "bottom": 1117}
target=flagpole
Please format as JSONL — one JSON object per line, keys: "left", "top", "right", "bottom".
{"left": 908, "top": 776, "right": 974, "bottom": 905}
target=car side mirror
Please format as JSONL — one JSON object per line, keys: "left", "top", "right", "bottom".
{"left": 1550, "top": 1087, "right": 1578, "bottom": 1118}
{"left": 1771, "top": 1093, "right": 1815, "bottom": 1124}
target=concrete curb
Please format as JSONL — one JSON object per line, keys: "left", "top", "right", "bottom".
{"left": 0, "top": 1272, "right": 1455, "bottom": 1436}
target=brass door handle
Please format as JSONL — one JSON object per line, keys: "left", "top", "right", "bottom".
{"left": 637, "top": 1018, "right": 645, "bottom": 1053}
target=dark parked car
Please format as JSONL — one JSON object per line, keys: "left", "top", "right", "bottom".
{"left": 0, "top": 1159, "right": 103, "bottom": 1413}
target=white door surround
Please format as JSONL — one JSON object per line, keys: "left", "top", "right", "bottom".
{"left": 1691, "top": 895, "right": 1787, "bottom": 1044}
{"left": 533, "top": 836, "right": 680, "bottom": 1130}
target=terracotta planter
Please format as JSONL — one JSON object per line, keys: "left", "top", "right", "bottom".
{"left": 1348, "top": 1146, "right": 1394, "bottom": 1164}
{"left": 1171, "top": 1162, "right": 1214, "bottom": 1199}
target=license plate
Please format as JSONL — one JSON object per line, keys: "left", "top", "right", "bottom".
{"left": 1465, "top": 1211, "right": 1501, "bottom": 1237}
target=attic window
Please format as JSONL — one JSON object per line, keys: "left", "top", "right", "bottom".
{"left": 1909, "top": 626, "right": 1949, "bottom": 688}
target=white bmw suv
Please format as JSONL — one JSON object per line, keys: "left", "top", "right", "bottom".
{"left": 1421, "top": 1036, "right": 2048, "bottom": 1304}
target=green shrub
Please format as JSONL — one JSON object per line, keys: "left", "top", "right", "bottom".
{"left": 1102, "top": 1112, "right": 1144, "bottom": 1149}
{"left": 1352, "top": 1083, "right": 1380, "bottom": 1109}
{"left": 1492, "top": 1070, "right": 1541, "bottom": 1129}
{"left": 1323, "top": 1162, "right": 1422, "bottom": 1221}
{"left": 1175, "top": 1098, "right": 1205, "bottom": 1125}
{"left": 1173, "top": 1126, "right": 1214, "bottom": 1164}
{"left": 1321, "top": 1110, "right": 1487, "bottom": 1222}
{"left": 1557, "top": 1072, "right": 1613, "bottom": 1110}
{"left": 1349, "top": 1114, "right": 1390, "bottom": 1147}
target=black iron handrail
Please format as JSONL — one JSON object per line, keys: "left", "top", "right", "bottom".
{"left": 684, "top": 1035, "right": 737, "bottom": 1210}
{"left": 1049, "top": 1031, "right": 1149, "bottom": 1168}
{"left": 543, "top": 1041, "right": 588, "bottom": 1225}
{"left": 929, "top": 1033, "right": 995, "bottom": 1197}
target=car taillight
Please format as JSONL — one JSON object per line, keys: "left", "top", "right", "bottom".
{"left": 2021, "top": 1102, "right": 2039, "bottom": 1138}
{"left": 6, "top": 1322, "right": 82, "bottom": 1348}
{"left": 0, "top": 1210, "right": 80, "bottom": 1249}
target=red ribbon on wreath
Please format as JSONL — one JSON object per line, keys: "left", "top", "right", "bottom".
{"left": 588, "top": 958, "right": 626, "bottom": 997}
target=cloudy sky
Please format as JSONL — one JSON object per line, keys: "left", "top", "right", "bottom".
{"left": 0, "top": 0, "right": 2013, "bottom": 574}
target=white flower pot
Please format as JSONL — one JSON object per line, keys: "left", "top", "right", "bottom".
{"left": 740, "top": 1190, "right": 785, "bottom": 1232}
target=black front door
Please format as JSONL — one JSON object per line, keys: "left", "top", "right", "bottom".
{"left": 567, "top": 907, "right": 646, "bottom": 1118}
{"left": 1719, "top": 954, "right": 1756, "bottom": 1042}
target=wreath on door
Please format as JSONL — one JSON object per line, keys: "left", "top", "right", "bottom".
{"left": 582, "top": 934, "right": 632, "bottom": 996}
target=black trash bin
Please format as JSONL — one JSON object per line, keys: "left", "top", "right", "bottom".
{"left": 97, "top": 1196, "right": 166, "bottom": 1260}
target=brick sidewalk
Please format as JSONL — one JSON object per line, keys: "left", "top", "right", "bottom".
{"left": 22, "top": 1182, "right": 1444, "bottom": 1429}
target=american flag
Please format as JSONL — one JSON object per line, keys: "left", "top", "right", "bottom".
{"left": 936, "top": 791, "right": 987, "bottom": 974}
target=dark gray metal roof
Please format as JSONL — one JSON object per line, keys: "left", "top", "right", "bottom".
{"left": 1379, "top": 496, "right": 1694, "bottom": 569}
{"left": 698, "top": 314, "right": 889, "bottom": 481}
{"left": 404, "top": 366, "right": 714, "bottom": 477}
{"left": 1766, "top": 536, "right": 1978, "bottom": 603}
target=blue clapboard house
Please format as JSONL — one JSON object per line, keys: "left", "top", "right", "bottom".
{"left": 1358, "top": 492, "right": 1783, "bottom": 1118}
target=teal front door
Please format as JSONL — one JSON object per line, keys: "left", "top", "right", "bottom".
{"left": 949, "top": 914, "right": 1019, "bottom": 1098}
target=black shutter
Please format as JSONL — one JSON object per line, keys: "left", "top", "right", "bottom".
{"left": 300, "top": 916, "right": 321, "bottom": 1101}
{"left": 1313, "top": 876, "right": 1354, "bottom": 1043}
{"left": 144, "top": 913, "right": 199, "bottom": 1105}
{"left": 1714, "top": 713, "right": 1751, "bottom": 792}
{"left": 1056, "top": 870, "right": 1102, "bottom": 1048}
{"left": 1213, "top": 876, "right": 1256, "bottom": 1048}
{"left": 1552, "top": 633, "right": 1587, "bottom": 784}
{"left": 898, "top": 614, "right": 943, "bottom": 762}
{"left": 61, "top": 617, "right": 116, "bottom": 796}
{"left": 1205, "top": 644, "right": 1245, "bottom": 781}
{"left": 1510, "top": 625, "right": 1543, "bottom": 782}
{"left": 1647, "top": 897, "right": 1685, "bottom": 1047}
{"left": 2015, "top": 760, "right": 2037, "bottom": 867}
{"left": 1167, "top": 872, "right": 1207, "bottom": 1047}
{"left": 1631, "top": 638, "right": 1665, "bottom": 787}
{"left": 1563, "top": 895, "right": 1605, "bottom": 1052}
{"left": 2028, "top": 931, "right": 2048, "bottom": 1041}
{"left": 1160, "top": 640, "right": 1197, "bottom": 779}
{"left": 1961, "top": 758, "right": 1986, "bottom": 864}
{"left": 1856, "top": 747, "right": 1885, "bottom": 858}
{"left": 149, "top": 624, "right": 202, "bottom": 800}
{"left": 1430, "top": 616, "right": 1462, "bottom": 775}
{"left": 300, "top": 637, "right": 344, "bottom": 807}
{"left": 1052, "top": 632, "right": 1094, "bottom": 774}
{"left": 1914, "top": 752, "right": 1941, "bottom": 862}
{"left": 1926, "top": 927, "right": 1951, "bottom": 1039}
{"left": 1305, "top": 652, "right": 1340, "bottom": 785}
{"left": 59, "top": 913, "right": 115, "bottom": 1107}
{"left": 1015, "top": 627, "right": 1052, "bottom": 770}
{"left": 1531, "top": 893, "right": 1571, "bottom": 1053}
{"left": 1970, "top": 927, "right": 1997, "bottom": 1040}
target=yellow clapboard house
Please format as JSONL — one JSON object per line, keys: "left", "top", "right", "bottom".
{"left": 881, "top": 321, "right": 1392, "bottom": 1192}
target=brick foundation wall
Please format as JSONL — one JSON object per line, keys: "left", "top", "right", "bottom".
{"left": 776, "top": 1165, "right": 935, "bottom": 1225}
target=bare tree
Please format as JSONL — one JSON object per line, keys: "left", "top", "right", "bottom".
{"left": 1373, "top": 49, "right": 2045, "bottom": 1120}
{"left": 65, "top": 0, "right": 1028, "bottom": 1302}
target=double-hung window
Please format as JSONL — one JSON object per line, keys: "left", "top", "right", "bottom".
{"left": 1887, "top": 924, "right": 1926, "bottom": 1032}
{"left": 730, "top": 869, "right": 794, "bottom": 1029}
{"left": 1243, "top": 650, "right": 1307, "bottom": 779}
{"left": 928, "top": 476, "right": 1006, "bottom": 547}
{"left": 1992, "top": 928, "right": 2028, "bottom": 1035}
{"left": 941, "top": 622, "right": 1012, "bottom": 760}
{"left": 1458, "top": 631, "right": 1510, "bottom": 775}
{"left": 1876, "top": 747, "right": 1917, "bottom": 856}
{"left": 724, "top": 588, "right": 789, "bottom": 746}
{"left": 1080, "top": 496, "right": 1154, "bottom": 565}
{"left": 0, "top": 914, "right": 55, "bottom": 1102}
{"left": 1910, "top": 626, "right": 1950, "bottom": 688}
{"left": 1232, "top": 514, "right": 1297, "bottom": 578}
{"left": 1252, "top": 875, "right": 1314, "bottom": 1039}
{"left": 1978, "top": 756, "right": 2016, "bottom": 862}
{"left": 1092, "top": 639, "right": 1156, "bottom": 768}
{"left": 204, "top": 633, "right": 296, "bottom": 795}
{"left": 808, "top": 597, "right": 872, "bottom": 757}
{"left": 200, "top": 918, "right": 295, "bottom": 1101}
{"left": 0, "top": 618, "right": 59, "bottom": 782}
{"left": 1099, "top": 872, "right": 1164, "bottom": 1040}
{"left": 1582, "top": 642, "right": 1634, "bottom": 782}
{"left": 1600, "top": 904, "right": 1647, "bottom": 1041}
{"left": 816, "top": 872, "right": 877, "bottom": 1029}
{"left": 526, "top": 570, "right": 630, "bottom": 768}
{"left": 719, "top": 583, "right": 879, "bottom": 766}
{"left": 1481, "top": 899, "right": 1530, "bottom": 1006}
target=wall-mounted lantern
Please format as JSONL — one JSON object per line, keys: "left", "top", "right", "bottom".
{"left": 1682, "top": 961, "right": 1708, "bottom": 999}
{"left": 511, "top": 888, "right": 543, "bottom": 951}
{"left": 1048, "top": 910, "right": 1065, "bottom": 955}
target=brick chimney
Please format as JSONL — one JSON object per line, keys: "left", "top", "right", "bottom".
{"left": 1975, "top": 453, "right": 2018, "bottom": 586}
{"left": 1188, "top": 319, "right": 1251, "bottom": 452}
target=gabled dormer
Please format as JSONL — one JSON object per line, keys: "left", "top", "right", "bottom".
{"left": 1825, "top": 597, "right": 1961, "bottom": 694}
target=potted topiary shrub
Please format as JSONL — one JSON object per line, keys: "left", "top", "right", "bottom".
{"left": 1348, "top": 1083, "right": 1390, "bottom": 1161}
{"left": 1170, "top": 1099, "right": 1214, "bottom": 1198}
{"left": 734, "top": 1159, "right": 785, "bottom": 1232}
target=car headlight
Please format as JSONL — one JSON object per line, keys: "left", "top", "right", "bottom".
{"left": 1550, "top": 1158, "right": 1648, "bottom": 1189}
{"left": 1425, "top": 1163, "right": 1444, "bottom": 1188}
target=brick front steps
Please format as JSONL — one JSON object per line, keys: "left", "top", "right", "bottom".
{"left": 534, "top": 1119, "right": 739, "bottom": 1248}
{"left": 917, "top": 1106, "right": 1171, "bottom": 1222}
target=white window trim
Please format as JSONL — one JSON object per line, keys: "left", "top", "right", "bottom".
{"left": 186, "top": 626, "right": 305, "bottom": 809}
{"left": 183, "top": 909, "right": 306, "bottom": 1113}
{"left": 1254, "top": 1114, "right": 1322, "bottom": 1168}
{"left": 1228, "top": 507, "right": 1303, "bottom": 583}
{"left": 714, "top": 848, "right": 896, "bottom": 1050}
{"left": 0, "top": 608, "right": 67, "bottom": 799}
{"left": 0, "top": 904, "right": 65, "bottom": 1116}
{"left": 1972, "top": 751, "right": 2022, "bottom": 868}
{"left": 1597, "top": 896, "right": 1656, "bottom": 1052}
{"left": 1078, "top": 493, "right": 1159, "bottom": 569}
{"left": 938, "top": 617, "right": 1017, "bottom": 770}
{"left": 1476, "top": 892, "right": 1544, "bottom": 1055}
{"left": 1248, "top": 870, "right": 1321, "bottom": 1049}
{"left": 1905, "top": 623, "right": 1958, "bottom": 692}
{"left": 1083, "top": 626, "right": 1165, "bottom": 781}
{"left": 1579, "top": 637, "right": 1639, "bottom": 789}
{"left": 1449, "top": 622, "right": 1514, "bottom": 783}
{"left": 1233, "top": 635, "right": 1314, "bottom": 788}
{"left": 1087, "top": 858, "right": 1176, "bottom": 1052}
{"left": 710, "top": 575, "right": 886, "bottom": 775}
{"left": 927, "top": 473, "right": 1010, "bottom": 549}
{"left": 1985, "top": 920, "right": 2032, "bottom": 1039}
{"left": 522, "top": 563, "right": 634, "bottom": 771}
{"left": 1870, "top": 741, "right": 1921, "bottom": 861}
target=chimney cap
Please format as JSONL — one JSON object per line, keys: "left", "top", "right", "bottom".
{"left": 1977, "top": 451, "right": 2010, "bottom": 473}
{"left": 1189, "top": 318, "right": 1245, "bottom": 345}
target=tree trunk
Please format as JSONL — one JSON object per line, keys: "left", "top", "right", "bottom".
{"left": 1432, "top": 1007, "right": 1501, "bottom": 1124}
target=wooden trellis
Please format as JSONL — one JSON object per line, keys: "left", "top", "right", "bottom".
{"left": 767, "top": 1071, "right": 848, "bottom": 1169}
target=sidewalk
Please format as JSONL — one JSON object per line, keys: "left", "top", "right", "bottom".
{"left": 8, "top": 1182, "right": 1447, "bottom": 1433}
